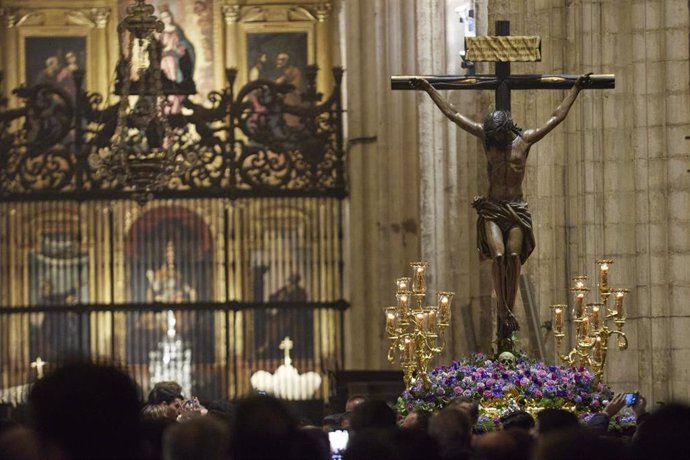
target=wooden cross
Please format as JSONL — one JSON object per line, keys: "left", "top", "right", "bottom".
{"left": 279, "top": 336, "right": 294, "bottom": 366}
{"left": 392, "top": 20, "right": 614, "bottom": 111}
{"left": 31, "top": 356, "right": 47, "bottom": 379}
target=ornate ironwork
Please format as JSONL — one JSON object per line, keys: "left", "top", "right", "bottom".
{"left": 0, "top": 65, "right": 346, "bottom": 201}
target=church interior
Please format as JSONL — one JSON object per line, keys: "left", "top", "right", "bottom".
{"left": 0, "top": 0, "right": 688, "bottom": 444}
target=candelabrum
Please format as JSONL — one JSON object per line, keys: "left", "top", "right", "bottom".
{"left": 385, "top": 262, "right": 454, "bottom": 390}
{"left": 551, "top": 259, "right": 629, "bottom": 383}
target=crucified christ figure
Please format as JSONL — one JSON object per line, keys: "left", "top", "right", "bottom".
{"left": 411, "top": 73, "right": 591, "bottom": 351}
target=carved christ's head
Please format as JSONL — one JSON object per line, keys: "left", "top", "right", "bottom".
{"left": 483, "top": 110, "right": 521, "bottom": 149}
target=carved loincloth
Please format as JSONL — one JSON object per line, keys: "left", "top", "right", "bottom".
{"left": 472, "top": 197, "right": 536, "bottom": 265}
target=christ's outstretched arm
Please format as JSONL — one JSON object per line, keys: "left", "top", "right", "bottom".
{"left": 410, "top": 78, "right": 484, "bottom": 139}
{"left": 521, "top": 73, "right": 591, "bottom": 145}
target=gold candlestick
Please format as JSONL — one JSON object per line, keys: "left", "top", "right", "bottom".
{"left": 385, "top": 262, "right": 454, "bottom": 389}
{"left": 552, "top": 259, "right": 629, "bottom": 384}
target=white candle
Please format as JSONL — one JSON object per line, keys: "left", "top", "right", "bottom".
{"left": 600, "top": 264, "right": 609, "bottom": 289}
{"left": 591, "top": 305, "right": 600, "bottom": 330}
{"left": 397, "top": 293, "right": 409, "bottom": 315}
{"left": 594, "top": 336, "right": 603, "bottom": 362}
{"left": 575, "top": 293, "right": 585, "bottom": 318}
{"left": 411, "top": 262, "right": 428, "bottom": 293}
{"left": 428, "top": 310, "right": 437, "bottom": 330}
{"left": 416, "top": 312, "right": 426, "bottom": 331}
{"left": 404, "top": 338, "right": 415, "bottom": 361}
{"left": 396, "top": 277, "right": 411, "bottom": 294}
{"left": 615, "top": 291, "right": 624, "bottom": 317}
{"left": 554, "top": 307, "right": 563, "bottom": 333}
{"left": 580, "top": 316, "right": 590, "bottom": 339}
{"left": 386, "top": 311, "right": 397, "bottom": 331}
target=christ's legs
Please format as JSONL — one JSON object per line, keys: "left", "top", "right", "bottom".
{"left": 503, "top": 226, "right": 524, "bottom": 334}
{"left": 484, "top": 221, "right": 513, "bottom": 339}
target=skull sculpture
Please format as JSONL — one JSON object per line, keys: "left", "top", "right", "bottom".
{"left": 498, "top": 351, "right": 516, "bottom": 367}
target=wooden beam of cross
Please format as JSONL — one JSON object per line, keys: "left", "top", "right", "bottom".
{"left": 391, "top": 20, "right": 615, "bottom": 111}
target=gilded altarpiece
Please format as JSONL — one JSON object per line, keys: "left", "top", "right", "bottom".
{"left": 0, "top": 0, "right": 342, "bottom": 401}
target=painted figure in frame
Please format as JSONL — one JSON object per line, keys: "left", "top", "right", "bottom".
{"left": 157, "top": 5, "right": 195, "bottom": 112}
{"left": 29, "top": 231, "right": 89, "bottom": 362}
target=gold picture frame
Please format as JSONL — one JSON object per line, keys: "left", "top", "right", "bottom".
{"left": 16, "top": 26, "right": 96, "bottom": 96}
{"left": 237, "top": 21, "right": 315, "bottom": 90}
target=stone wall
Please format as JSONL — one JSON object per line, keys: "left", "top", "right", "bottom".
{"left": 342, "top": 0, "right": 690, "bottom": 404}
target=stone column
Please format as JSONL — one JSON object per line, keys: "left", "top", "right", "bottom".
{"left": 416, "top": 0, "right": 491, "bottom": 360}
{"left": 314, "top": 3, "right": 333, "bottom": 94}
{"left": 0, "top": 8, "right": 20, "bottom": 100}
{"left": 340, "top": 0, "right": 421, "bottom": 369}
{"left": 223, "top": 5, "right": 241, "bottom": 70}
{"left": 91, "top": 8, "right": 112, "bottom": 97}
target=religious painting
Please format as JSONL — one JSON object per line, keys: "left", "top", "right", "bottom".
{"left": 243, "top": 29, "right": 311, "bottom": 135}
{"left": 28, "top": 228, "right": 89, "bottom": 362}
{"left": 250, "top": 205, "right": 314, "bottom": 362}
{"left": 124, "top": 205, "right": 215, "bottom": 370}
{"left": 24, "top": 36, "right": 86, "bottom": 101}
{"left": 118, "top": 0, "right": 216, "bottom": 104}
{"left": 246, "top": 32, "right": 308, "bottom": 83}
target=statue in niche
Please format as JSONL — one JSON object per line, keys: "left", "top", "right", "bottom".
{"left": 146, "top": 240, "right": 197, "bottom": 303}
{"left": 257, "top": 273, "right": 311, "bottom": 360}
{"left": 269, "top": 273, "right": 307, "bottom": 303}
{"left": 411, "top": 73, "right": 591, "bottom": 350}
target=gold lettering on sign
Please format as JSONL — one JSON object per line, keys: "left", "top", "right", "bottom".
{"left": 465, "top": 36, "right": 541, "bottom": 62}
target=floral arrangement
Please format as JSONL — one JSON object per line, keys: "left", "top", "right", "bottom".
{"left": 396, "top": 353, "right": 624, "bottom": 431}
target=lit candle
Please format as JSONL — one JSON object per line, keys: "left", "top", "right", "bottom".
{"left": 591, "top": 305, "right": 600, "bottom": 330}
{"left": 437, "top": 292, "right": 453, "bottom": 324}
{"left": 430, "top": 309, "right": 438, "bottom": 328}
{"left": 416, "top": 312, "right": 426, "bottom": 331}
{"left": 580, "top": 316, "right": 590, "bottom": 340}
{"left": 572, "top": 275, "right": 588, "bottom": 290}
{"left": 397, "top": 293, "right": 410, "bottom": 315}
{"left": 411, "top": 262, "right": 428, "bottom": 294}
{"left": 600, "top": 263, "right": 609, "bottom": 289}
{"left": 386, "top": 309, "right": 397, "bottom": 332}
{"left": 594, "top": 336, "right": 603, "bottom": 362}
{"left": 615, "top": 291, "right": 625, "bottom": 317}
{"left": 396, "top": 277, "right": 411, "bottom": 294}
{"left": 554, "top": 307, "right": 563, "bottom": 333}
{"left": 575, "top": 293, "right": 585, "bottom": 318}
{"left": 404, "top": 337, "right": 415, "bottom": 361}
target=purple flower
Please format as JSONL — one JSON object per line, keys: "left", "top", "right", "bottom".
{"left": 398, "top": 352, "right": 615, "bottom": 427}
